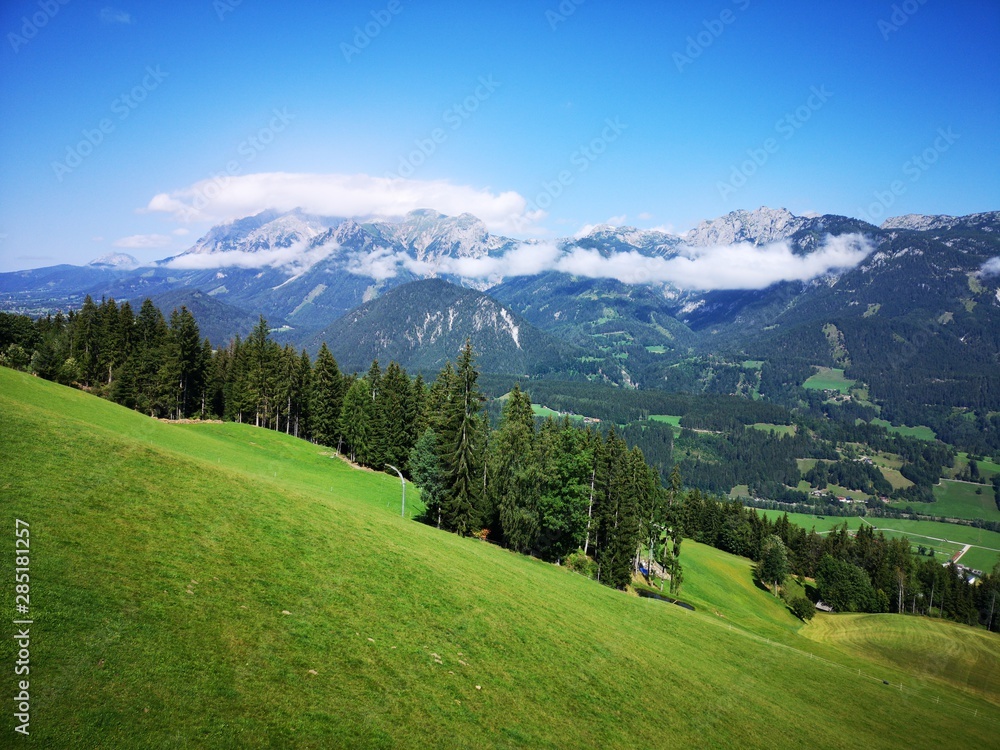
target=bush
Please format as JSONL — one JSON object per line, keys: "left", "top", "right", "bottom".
{"left": 789, "top": 596, "right": 815, "bottom": 622}
{"left": 565, "top": 549, "right": 597, "bottom": 580}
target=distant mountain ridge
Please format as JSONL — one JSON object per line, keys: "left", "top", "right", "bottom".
{"left": 301, "top": 278, "right": 586, "bottom": 376}
{"left": 1, "top": 207, "right": 998, "bottom": 391}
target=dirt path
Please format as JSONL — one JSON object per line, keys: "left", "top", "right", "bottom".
{"left": 952, "top": 544, "right": 972, "bottom": 564}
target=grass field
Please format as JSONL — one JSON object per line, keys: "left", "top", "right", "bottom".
{"left": 530, "top": 403, "right": 583, "bottom": 422}
{"left": 749, "top": 422, "right": 796, "bottom": 436}
{"left": 879, "top": 466, "right": 914, "bottom": 490}
{"left": 802, "top": 366, "right": 855, "bottom": 393}
{"left": 2, "top": 368, "right": 999, "bottom": 747}
{"left": 871, "top": 418, "right": 937, "bottom": 441}
{"left": 648, "top": 414, "right": 683, "bottom": 432}
{"left": 805, "top": 614, "right": 1000, "bottom": 702}
{"left": 889, "top": 480, "right": 1000, "bottom": 524}
{"left": 758, "top": 510, "right": 1000, "bottom": 571}
{"left": 948, "top": 453, "right": 1000, "bottom": 480}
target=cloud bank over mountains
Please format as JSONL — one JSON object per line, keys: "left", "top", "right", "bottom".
{"left": 165, "top": 240, "right": 338, "bottom": 275}
{"left": 346, "top": 233, "right": 873, "bottom": 291}
{"left": 145, "top": 172, "right": 541, "bottom": 235}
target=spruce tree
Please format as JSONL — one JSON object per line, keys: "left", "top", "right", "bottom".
{"left": 381, "top": 362, "right": 416, "bottom": 473}
{"left": 489, "top": 384, "right": 539, "bottom": 551}
{"left": 440, "top": 342, "right": 485, "bottom": 536}
{"left": 311, "top": 343, "right": 344, "bottom": 447}
{"left": 340, "top": 377, "right": 372, "bottom": 464}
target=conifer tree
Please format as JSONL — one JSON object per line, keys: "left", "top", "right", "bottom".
{"left": 365, "top": 360, "right": 387, "bottom": 469}
{"left": 341, "top": 377, "right": 372, "bottom": 464}
{"left": 294, "top": 349, "right": 312, "bottom": 439}
{"left": 440, "top": 342, "right": 485, "bottom": 536}
{"left": 489, "top": 383, "right": 539, "bottom": 552}
{"left": 381, "top": 361, "right": 416, "bottom": 473}
{"left": 311, "top": 343, "right": 344, "bottom": 447}
{"left": 410, "top": 428, "right": 446, "bottom": 528}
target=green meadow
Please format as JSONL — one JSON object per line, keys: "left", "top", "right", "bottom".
{"left": 749, "top": 422, "right": 796, "bottom": 436}
{"left": 2, "top": 368, "right": 998, "bottom": 748}
{"left": 759, "top": 510, "right": 1000, "bottom": 571}
{"left": 871, "top": 418, "right": 937, "bottom": 441}
{"left": 889, "top": 480, "right": 1000, "bottom": 525}
{"left": 948, "top": 453, "right": 1000, "bottom": 480}
{"left": 802, "top": 367, "right": 855, "bottom": 393}
{"left": 648, "top": 414, "right": 683, "bottom": 432}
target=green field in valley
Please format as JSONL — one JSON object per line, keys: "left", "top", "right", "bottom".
{"left": 889, "top": 479, "right": 1000, "bottom": 524}
{"left": 648, "top": 414, "right": 683, "bottom": 432}
{"left": 948, "top": 453, "right": 1000, "bottom": 480}
{"left": 802, "top": 367, "right": 855, "bottom": 393}
{"left": 749, "top": 422, "right": 796, "bottom": 436}
{"left": 758, "top": 510, "right": 1000, "bottom": 571}
{"left": 871, "top": 418, "right": 937, "bottom": 441}
{"left": 2, "top": 367, "right": 998, "bottom": 748}
{"left": 805, "top": 614, "right": 1000, "bottom": 702}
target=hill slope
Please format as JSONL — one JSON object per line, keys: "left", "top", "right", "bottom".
{"left": 1, "top": 367, "right": 998, "bottom": 748}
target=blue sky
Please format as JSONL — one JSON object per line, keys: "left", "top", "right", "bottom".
{"left": 1, "top": 0, "right": 997, "bottom": 271}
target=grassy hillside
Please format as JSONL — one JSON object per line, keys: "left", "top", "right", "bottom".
{"left": 806, "top": 614, "right": 1000, "bottom": 702}
{"left": 2, "top": 368, "right": 998, "bottom": 748}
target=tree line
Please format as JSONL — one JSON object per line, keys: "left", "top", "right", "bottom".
{"left": 679, "top": 493, "right": 999, "bottom": 631}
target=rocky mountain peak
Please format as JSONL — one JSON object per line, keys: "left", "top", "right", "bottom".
{"left": 88, "top": 252, "right": 139, "bottom": 269}
{"left": 685, "top": 207, "right": 805, "bottom": 247}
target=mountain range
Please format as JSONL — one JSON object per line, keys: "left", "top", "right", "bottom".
{"left": 2, "top": 207, "right": 998, "bottom": 401}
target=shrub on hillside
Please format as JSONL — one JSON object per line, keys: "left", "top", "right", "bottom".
{"left": 565, "top": 549, "right": 597, "bottom": 580}
{"left": 790, "top": 596, "right": 815, "bottom": 622}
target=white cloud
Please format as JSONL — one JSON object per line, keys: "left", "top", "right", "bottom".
{"left": 637, "top": 212, "right": 653, "bottom": 221}
{"left": 113, "top": 234, "right": 172, "bottom": 249}
{"left": 172, "top": 227, "right": 190, "bottom": 236}
{"left": 399, "top": 243, "right": 563, "bottom": 285}
{"left": 344, "top": 233, "right": 873, "bottom": 291}
{"left": 980, "top": 257, "right": 1000, "bottom": 276}
{"left": 346, "top": 247, "right": 408, "bottom": 282}
{"left": 163, "top": 239, "right": 338, "bottom": 273}
{"left": 143, "top": 172, "right": 543, "bottom": 235}
{"left": 100, "top": 7, "right": 132, "bottom": 24}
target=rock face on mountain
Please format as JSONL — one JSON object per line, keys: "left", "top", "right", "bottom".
{"left": 881, "top": 212, "right": 1000, "bottom": 233}
{"left": 684, "top": 207, "right": 809, "bottom": 246}
{"left": 301, "top": 278, "right": 582, "bottom": 375}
